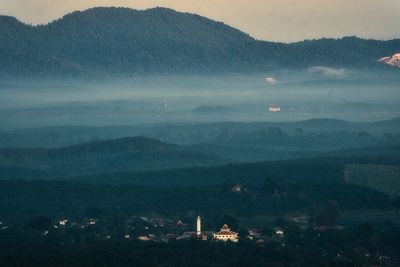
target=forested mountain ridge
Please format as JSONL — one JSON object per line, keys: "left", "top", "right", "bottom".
{"left": 1, "top": 7, "right": 399, "bottom": 78}
{"left": 0, "top": 136, "right": 224, "bottom": 177}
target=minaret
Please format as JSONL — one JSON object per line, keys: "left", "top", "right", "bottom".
{"left": 196, "top": 216, "right": 201, "bottom": 237}
{"left": 163, "top": 98, "right": 168, "bottom": 113}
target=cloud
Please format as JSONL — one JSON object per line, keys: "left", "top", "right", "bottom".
{"left": 308, "top": 66, "right": 346, "bottom": 78}
{"left": 263, "top": 77, "right": 277, "bottom": 85}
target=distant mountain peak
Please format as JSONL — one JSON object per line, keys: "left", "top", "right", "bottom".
{"left": 0, "top": 6, "right": 399, "bottom": 78}
{"left": 378, "top": 53, "right": 400, "bottom": 68}
{"left": 0, "top": 15, "right": 27, "bottom": 28}
{"left": 0, "top": 15, "right": 19, "bottom": 23}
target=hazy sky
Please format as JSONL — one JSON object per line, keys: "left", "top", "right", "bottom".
{"left": 1, "top": 0, "right": 399, "bottom": 42}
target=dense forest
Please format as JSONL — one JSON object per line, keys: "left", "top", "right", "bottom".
{"left": 1, "top": 230, "right": 400, "bottom": 267}
{"left": 1, "top": 119, "right": 399, "bottom": 180}
{"left": 1, "top": 151, "right": 399, "bottom": 224}
{"left": 0, "top": 125, "right": 399, "bottom": 266}
{"left": 1, "top": 4, "right": 400, "bottom": 267}
{"left": 1, "top": 153, "right": 400, "bottom": 266}
{"left": 1, "top": 7, "right": 399, "bottom": 78}
{"left": 2, "top": 118, "right": 399, "bottom": 148}
{"left": 0, "top": 176, "right": 393, "bottom": 223}
{"left": 0, "top": 136, "right": 225, "bottom": 177}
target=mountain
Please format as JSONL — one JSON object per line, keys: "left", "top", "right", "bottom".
{"left": 67, "top": 146, "right": 400, "bottom": 186}
{"left": 378, "top": 53, "right": 400, "bottom": 68}
{"left": 0, "top": 136, "right": 224, "bottom": 178}
{"left": 0, "top": 7, "right": 399, "bottom": 78}
{"left": 1, "top": 118, "right": 400, "bottom": 149}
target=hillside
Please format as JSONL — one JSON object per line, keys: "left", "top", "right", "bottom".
{"left": 66, "top": 146, "right": 400, "bottom": 187}
{"left": 1, "top": 7, "right": 399, "bottom": 78}
{"left": 2, "top": 118, "right": 400, "bottom": 148}
{"left": 1, "top": 155, "right": 396, "bottom": 221}
{"left": 0, "top": 136, "right": 224, "bottom": 177}
{"left": 346, "top": 164, "right": 400, "bottom": 198}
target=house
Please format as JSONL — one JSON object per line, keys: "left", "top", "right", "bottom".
{"left": 179, "top": 231, "right": 214, "bottom": 241}
{"left": 151, "top": 219, "right": 166, "bottom": 227}
{"left": 138, "top": 235, "right": 151, "bottom": 241}
{"left": 213, "top": 224, "right": 239, "bottom": 242}
{"left": 231, "top": 185, "right": 242, "bottom": 192}
{"left": 248, "top": 229, "right": 262, "bottom": 239}
{"left": 269, "top": 107, "right": 281, "bottom": 113}
{"left": 275, "top": 228, "right": 284, "bottom": 237}
{"left": 0, "top": 221, "right": 8, "bottom": 231}
{"left": 58, "top": 219, "right": 69, "bottom": 226}
{"left": 176, "top": 219, "right": 188, "bottom": 227}
{"left": 87, "top": 218, "right": 98, "bottom": 225}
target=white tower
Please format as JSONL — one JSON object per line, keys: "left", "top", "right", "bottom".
{"left": 163, "top": 98, "right": 168, "bottom": 113}
{"left": 196, "top": 216, "right": 201, "bottom": 237}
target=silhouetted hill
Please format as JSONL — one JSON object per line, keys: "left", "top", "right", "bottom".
{"left": 0, "top": 136, "right": 224, "bottom": 177}
{"left": 192, "top": 105, "right": 233, "bottom": 114}
{"left": 69, "top": 146, "right": 400, "bottom": 186}
{"left": 1, "top": 7, "right": 399, "bottom": 78}
{"left": 374, "top": 117, "right": 400, "bottom": 127}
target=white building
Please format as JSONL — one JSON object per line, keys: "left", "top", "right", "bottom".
{"left": 196, "top": 216, "right": 201, "bottom": 237}
{"left": 138, "top": 236, "right": 151, "bottom": 241}
{"left": 59, "top": 219, "right": 69, "bottom": 226}
{"left": 269, "top": 106, "right": 281, "bottom": 113}
{"left": 213, "top": 224, "right": 239, "bottom": 242}
{"left": 180, "top": 216, "right": 214, "bottom": 241}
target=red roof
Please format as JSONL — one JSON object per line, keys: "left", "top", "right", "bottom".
{"left": 231, "top": 185, "right": 243, "bottom": 193}
{"left": 214, "top": 224, "right": 237, "bottom": 236}
{"left": 215, "top": 230, "right": 236, "bottom": 235}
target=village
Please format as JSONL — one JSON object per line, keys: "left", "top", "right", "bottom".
{"left": 1, "top": 188, "right": 400, "bottom": 266}
{"left": 0, "top": 184, "right": 352, "bottom": 245}
{"left": 0, "top": 210, "right": 323, "bottom": 246}
{"left": 25, "top": 214, "right": 289, "bottom": 244}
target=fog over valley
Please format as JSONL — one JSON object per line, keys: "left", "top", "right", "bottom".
{"left": 1, "top": 70, "right": 400, "bottom": 131}
{"left": 1, "top": 4, "right": 400, "bottom": 267}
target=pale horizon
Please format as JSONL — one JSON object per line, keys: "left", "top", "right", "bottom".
{"left": 1, "top": 0, "right": 399, "bottom": 42}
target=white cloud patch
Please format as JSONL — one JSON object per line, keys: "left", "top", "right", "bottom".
{"left": 263, "top": 77, "right": 277, "bottom": 85}
{"left": 308, "top": 66, "right": 346, "bottom": 78}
